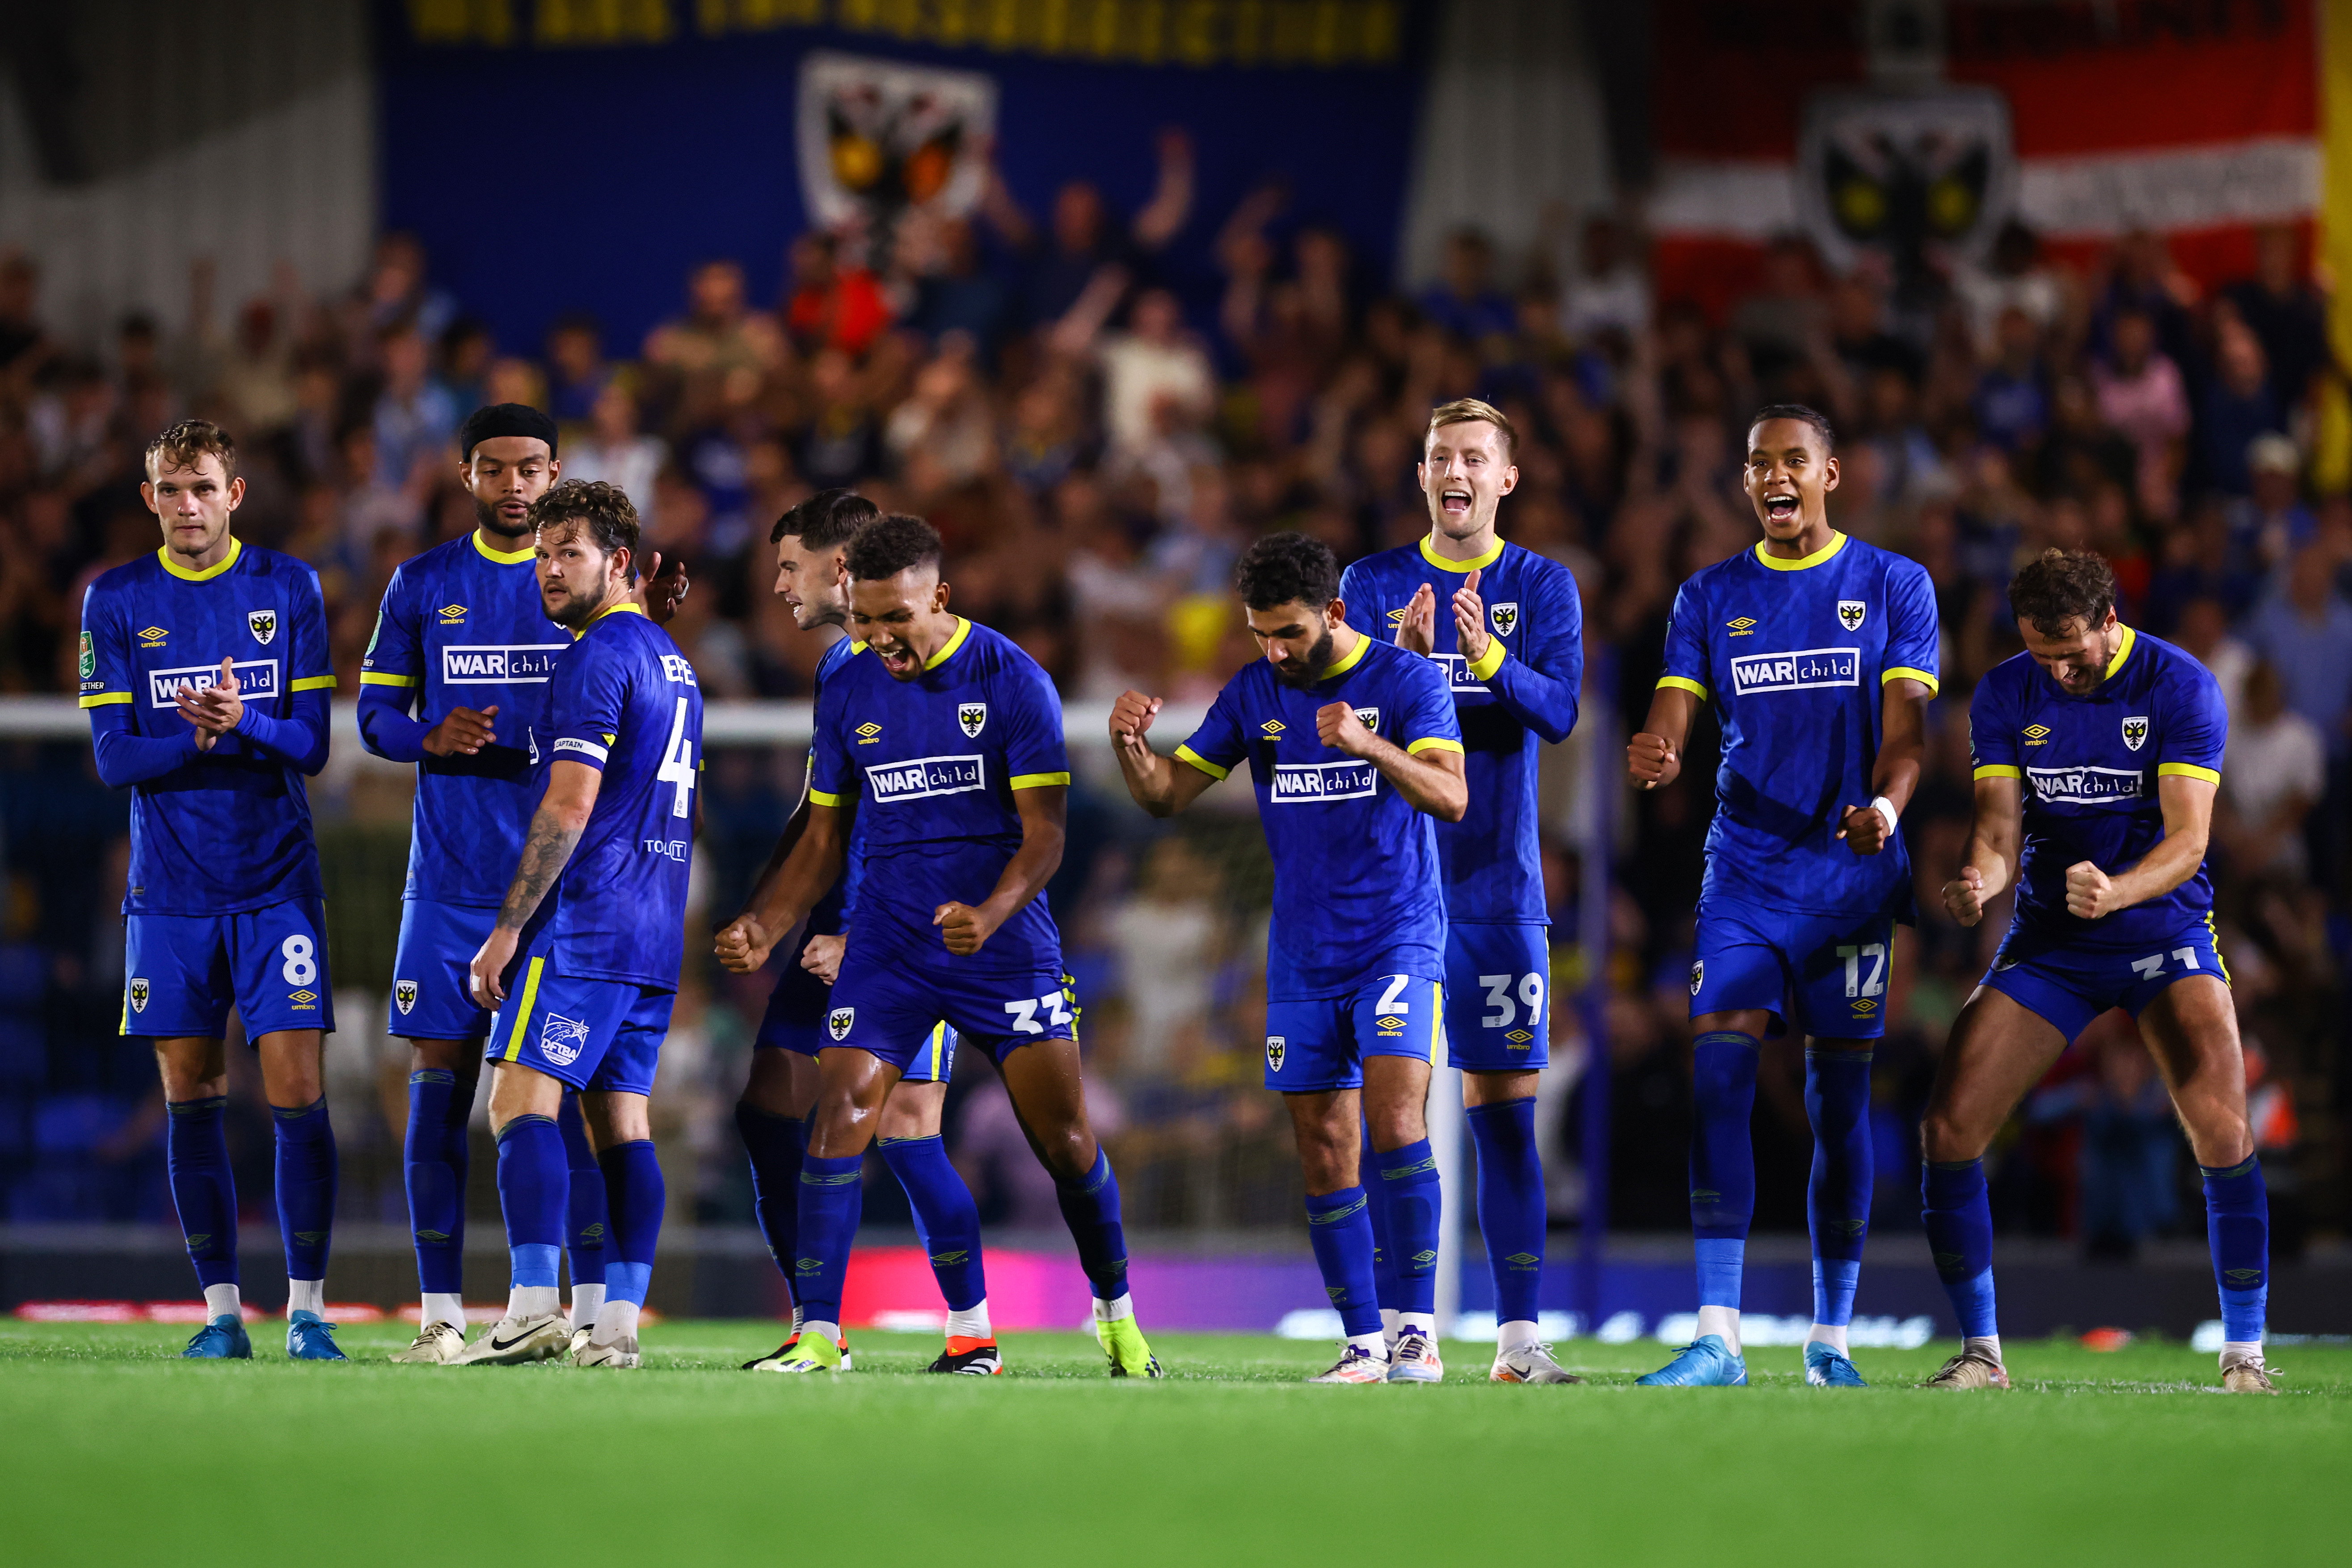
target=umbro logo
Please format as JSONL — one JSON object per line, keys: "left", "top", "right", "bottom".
{"left": 1505, "top": 1028, "right": 1534, "bottom": 1044}
{"left": 138, "top": 626, "right": 169, "bottom": 646}
{"left": 2023, "top": 724, "right": 2051, "bottom": 742}
{"left": 1260, "top": 719, "right": 1285, "bottom": 735}
{"left": 1376, "top": 1015, "right": 1406, "bottom": 1032}
{"left": 1386, "top": 607, "right": 1408, "bottom": 626}
{"left": 855, "top": 721, "right": 882, "bottom": 745}
{"left": 439, "top": 604, "right": 467, "bottom": 623}
{"left": 1725, "top": 617, "right": 1757, "bottom": 635}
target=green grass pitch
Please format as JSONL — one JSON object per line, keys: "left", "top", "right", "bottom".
{"left": 3, "top": 1323, "right": 2341, "bottom": 1566}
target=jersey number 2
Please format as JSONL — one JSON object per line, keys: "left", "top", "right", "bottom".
{"left": 658, "top": 697, "right": 696, "bottom": 818}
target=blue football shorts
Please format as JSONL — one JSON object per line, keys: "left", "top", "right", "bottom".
{"left": 1980, "top": 912, "right": 2230, "bottom": 1045}
{"left": 755, "top": 934, "right": 960, "bottom": 1085}
{"left": 826, "top": 944, "right": 1071, "bottom": 1078}
{"left": 1263, "top": 966, "right": 1445, "bottom": 1093}
{"left": 485, "top": 940, "right": 674, "bottom": 1097}
{"left": 1443, "top": 922, "right": 1552, "bottom": 1072}
{"left": 1688, "top": 897, "right": 1895, "bottom": 1040}
{"left": 122, "top": 897, "right": 334, "bottom": 1040}
{"left": 390, "top": 898, "right": 497, "bottom": 1042}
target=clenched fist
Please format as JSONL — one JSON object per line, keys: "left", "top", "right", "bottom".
{"left": 2064, "top": 861, "right": 2120, "bottom": 920}
{"left": 1315, "top": 701, "right": 1374, "bottom": 757}
{"left": 1943, "top": 865, "right": 1987, "bottom": 927}
{"left": 1627, "top": 732, "right": 1679, "bottom": 789}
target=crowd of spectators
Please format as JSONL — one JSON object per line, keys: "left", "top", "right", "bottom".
{"left": 0, "top": 135, "right": 2345, "bottom": 1260}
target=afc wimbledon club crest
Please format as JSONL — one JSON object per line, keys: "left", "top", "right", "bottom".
{"left": 1489, "top": 602, "right": 1518, "bottom": 638}
{"left": 2121, "top": 716, "right": 2150, "bottom": 752}
{"left": 129, "top": 978, "right": 149, "bottom": 1013}
{"left": 1838, "top": 599, "right": 1867, "bottom": 632}
{"left": 828, "top": 1007, "right": 856, "bottom": 1042}
{"left": 248, "top": 609, "right": 277, "bottom": 645}
{"left": 1353, "top": 707, "right": 1380, "bottom": 734}
{"left": 394, "top": 980, "right": 417, "bottom": 1017}
{"left": 1265, "top": 1035, "right": 1286, "bottom": 1073}
{"left": 958, "top": 703, "right": 988, "bottom": 738}
{"left": 798, "top": 51, "right": 997, "bottom": 239}
{"left": 1689, "top": 961, "right": 1705, "bottom": 998}
{"left": 1796, "top": 84, "right": 2015, "bottom": 287}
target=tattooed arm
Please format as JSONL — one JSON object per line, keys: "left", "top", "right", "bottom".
{"left": 468, "top": 759, "right": 604, "bottom": 1006}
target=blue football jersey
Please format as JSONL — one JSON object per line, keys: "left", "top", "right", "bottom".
{"left": 525, "top": 603, "right": 704, "bottom": 992}
{"left": 1659, "top": 532, "right": 1941, "bottom": 919}
{"left": 1340, "top": 536, "right": 1584, "bottom": 923}
{"left": 803, "top": 632, "right": 864, "bottom": 938}
{"left": 1969, "top": 626, "right": 2226, "bottom": 951}
{"left": 360, "top": 533, "right": 568, "bottom": 906}
{"left": 807, "top": 618, "right": 1070, "bottom": 978}
{"left": 79, "top": 538, "right": 336, "bottom": 915}
{"left": 1178, "top": 634, "right": 1463, "bottom": 999}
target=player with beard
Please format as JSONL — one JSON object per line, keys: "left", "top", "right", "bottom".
{"left": 360, "top": 405, "right": 683, "bottom": 1361}
{"left": 1112, "top": 532, "right": 1467, "bottom": 1383}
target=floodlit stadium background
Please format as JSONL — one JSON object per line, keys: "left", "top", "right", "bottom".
{"left": 0, "top": 0, "right": 2344, "bottom": 1341}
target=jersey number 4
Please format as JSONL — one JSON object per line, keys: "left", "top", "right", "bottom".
{"left": 657, "top": 697, "right": 696, "bottom": 818}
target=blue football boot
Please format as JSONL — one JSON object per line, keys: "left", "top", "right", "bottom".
{"left": 1804, "top": 1341, "right": 1867, "bottom": 1387}
{"left": 287, "top": 1310, "right": 347, "bottom": 1361}
{"left": 182, "top": 1314, "right": 252, "bottom": 1360}
{"left": 1636, "top": 1334, "right": 1748, "bottom": 1386}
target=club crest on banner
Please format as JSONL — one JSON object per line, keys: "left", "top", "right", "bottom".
{"left": 1796, "top": 85, "right": 2016, "bottom": 277}
{"left": 797, "top": 51, "right": 997, "bottom": 237}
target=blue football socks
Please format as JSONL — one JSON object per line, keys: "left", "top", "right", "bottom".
{"left": 1375, "top": 1138, "right": 1442, "bottom": 1319}
{"left": 495, "top": 1114, "right": 568, "bottom": 1313}
{"left": 1804, "top": 1048, "right": 1873, "bottom": 1328}
{"left": 2200, "top": 1155, "right": 2269, "bottom": 1345}
{"left": 1467, "top": 1097, "right": 1546, "bottom": 1329}
{"left": 597, "top": 1138, "right": 664, "bottom": 1330}
{"left": 1053, "top": 1147, "right": 1131, "bottom": 1303}
{"left": 1361, "top": 1132, "right": 1400, "bottom": 1313}
{"left": 880, "top": 1134, "right": 987, "bottom": 1313}
{"left": 558, "top": 1096, "right": 609, "bottom": 1297}
{"left": 403, "top": 1068, "right": 470, "bottom": 1298}
{"left": 1305, "top": 1185, "right": 1383, "bottom": 1340}
{"left": 793, "top": 1153, "right": 865, "bottom": 1326}
{"left": 166, "top": 1096, "right": 238, "bottom": 1293}
{"left": 1922, "top": 1157, "right": 1999, "bottom": 1339}
{"left": 735, "top": 1101, "right": 805, "bottom": 1279}
{"left": 272, "top": 1097, "right": 337, "bottom": 1287}
{"left": 1690, "top": 1031, "right": 1759, "bottom": 1310}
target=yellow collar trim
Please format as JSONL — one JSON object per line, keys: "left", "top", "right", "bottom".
{"left": 1753, "top": 531, "right": 1847, "bottom": 572}
{"left": 2105, "top": 624, "right": 2137, "bottom": 679}
{"left": 473, "top": 531, "right": 536, "bottom": 565}
{"left": 923, "top": 616, "right": 972, "bottom": 671}
{"left": 1419, "top": 534, "right": 1505, "bottom": 574}
{"left": 1323, "top": 628, "right": 1371, "bottom": 680}
{"left": 572, "top": 600, "right": 646, "bottom": 640}
{"left": 157, "top": 535, "right": 243, "bottom": 582}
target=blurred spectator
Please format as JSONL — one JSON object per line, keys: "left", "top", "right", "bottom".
{"left": 371, "top": 322, "right": 459, "bottom": 488}
{"left": 2091, "top": 307, "right": 2189, "bottom": 519}
{"left": 783, "top": 231, "right": 892, "bottom": 358}
{"left": 561, "top": 380, "right": 667, "bottom": 520}
{"left": 2198, "top": 323, "right": 2282, "bottom": 497}
{"left": 2170, "top": 595, "right": 2255, "bottom": 720}
{"left": 544, "top": 312, "right": 612, "bottom": 423}
{"left": 1952, "top": 220, "right": 2061, "bottom": 360}
{"left": 2234, "top": 435, "right": 2317, "bottom": 574}
{"left": 2221, "top": 224, "right": 2327, "bottom": 412}
{"left": 1559, "top": 212, "right": 1651, "bottom": 339}
{"left": 0, "top": 248, "right": 54, "bottom": 392}
{"left": 984, "top": 127, "right": 1195, "bottom": 328}
{"left": 1087, "top": 287, "right": 1216, "bottom": 466}
{"left": 1418, "top": 227, "right": 1515, "bottom": 341}
{"left": 1972, "top": 307, "right": 2049, "bottom": 454}
{"left": 2243, "top": 544, "right": 2352, "bottom": 758}
{"left": 2219, "top": 662, "right": 2323, "bottom": 880}
{"left": 643, "top": 259, "right": 784, "bottom": 379}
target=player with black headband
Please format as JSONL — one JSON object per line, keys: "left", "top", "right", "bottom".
{"left": 359, "top": 404, "right": 685, "bottom": 1361}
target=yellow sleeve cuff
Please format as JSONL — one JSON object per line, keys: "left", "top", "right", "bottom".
{"left": 2158, "top": 763, "right": 2221, "bottom": 784}
{"left": 807, "top": 789, "right": 846, "bottom": 808}
{"left": 1882, "top": 667, "right": 1940, "bottom": 695}
{"left": 1406, "top": 736, "right": 1465, "bottom": 756}
{"left": 1466, "top": 638, "right": 1506, "bottom": 683}
{"left": 1973, "top": 764, "right": 2023, "bottom": 780}
{"left": 1009, "top": 771, "right": 1071, "bottom": 789}
{"left": 1173, "top": 744, "right": 1229, "bottom": 780}
{"left": 359, "top": 672, "right": 420, "bottom": 687}
{"left": 78, "top": 692, "right": 133, "bottom": 707}
{"left": 291, "top": 674, "right": 337, "bottom": 691}
{"left": 1656, "top": 675, "right": 1709, "bottom": 702}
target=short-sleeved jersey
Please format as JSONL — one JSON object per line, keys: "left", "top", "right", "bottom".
{"left": 803, "top": 631, "right": 864, "bottom": 939}
{"left": 1178, "top": 634, "right": 1464, "bottom": 999}
{"left": 1659, "top": 532, "right": 1941, "bottom": 919}
{"left": 79, "top": 538, "right": 335, "bottom": 915}
{"left": 362, "top": 533, "right": 568, "bottom": 906}
{"left": 524, "top": 603, "right": 704, "bottom": 992}
{"left": 807, "top": 618, "right": 1070, "bottom": 978}
{"left": 1968, "top": 626, "right": 2225, "bottom": 950}
{"left": 1340, "top": 537, "right": 1584, "bottom": 923}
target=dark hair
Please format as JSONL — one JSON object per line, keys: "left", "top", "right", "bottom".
{"left": 145, "top": 418, "right": 237, "bottom": 483}
{"left": 772, "top": 487, "right": 881, "bottom": 548}
{"left": 2008, "top": 548, "right": 2116, "bottom": 636}
{"left": 529, "top": 479, "right": 641, "bottom": 582}
{"left": 844, "top": 513, "right": 944, "bottom": 581}
{"left": 460, "top": 402, "right": 559, "bottom": 463}
{"left": 1235, "top": 531, "right": 1340, "bottom": 612}
{"left": 1748, "top": 402, "right": 1836, "bottom": 454}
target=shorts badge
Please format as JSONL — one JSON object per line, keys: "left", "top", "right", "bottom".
{"left": 129, "top": 978, "right": 149, "bottom": 1013}
{"left": 958, "top": 703, "right": 987, "bottom": 738}
{"left": 1837, "top": 599, "right": 1866, "bottom": 632}
{"left": 828, "top": 1007, "right": 855, "bottom": 1042}
{"left": 2120, "top": 715, "right": 2149, "bottom": 751}
{"left": 1490, "top": 602, "right": 1518, "bottom": 638}
{"left": 1265, "top": 1034, "right": 1286, "bottom": 1072}
{"left": 540, "top": 1013, "right": 590, "bottom": 1067}
{"left": 248, "top": 610, "right": 277, "bottom": 645}
{"left": 394, "top": 980, "right": 417, "bottom": 1016}
{"left": 1689, "top": 960, "right": 1704, "bottom": 997}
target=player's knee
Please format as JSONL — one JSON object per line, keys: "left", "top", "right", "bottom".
{"left": 1039, "top": 1124, "right": 1095, "bottom": 1180}
{"left": 1918, "top": 1110, "right": 1979, "bottom": 1164}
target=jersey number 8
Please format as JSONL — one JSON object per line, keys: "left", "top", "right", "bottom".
{"left": 281, "top": 934, "right": 317, "bottom": 988}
